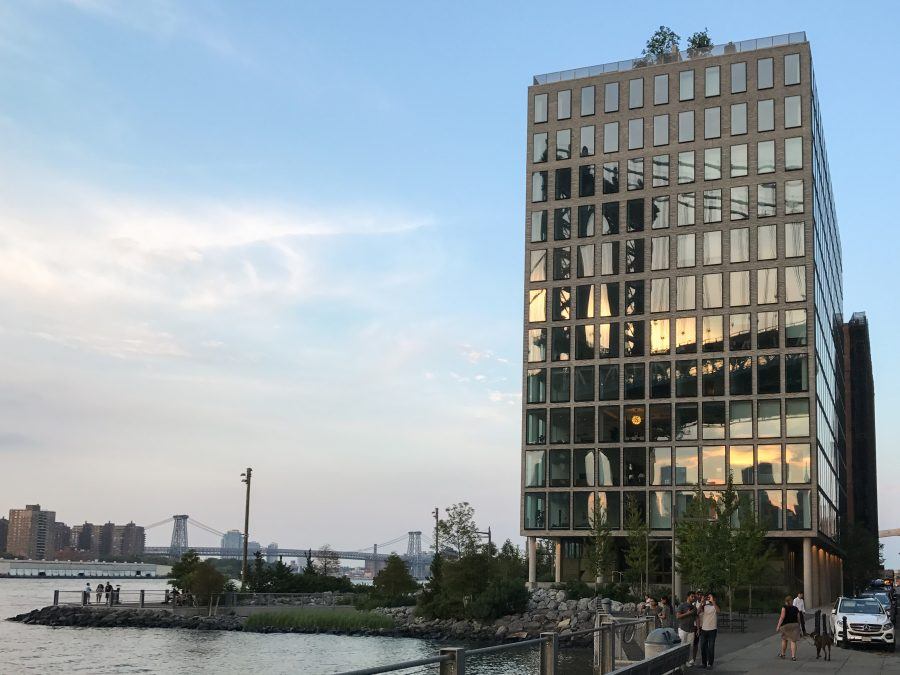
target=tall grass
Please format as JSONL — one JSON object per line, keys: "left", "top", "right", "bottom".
{"left": 244, "top": 609, "right": 395, "bottom": 631}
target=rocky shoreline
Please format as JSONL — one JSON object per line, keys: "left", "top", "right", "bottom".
{"left": 8, "top": 589, "right": 637, "bottom": 645}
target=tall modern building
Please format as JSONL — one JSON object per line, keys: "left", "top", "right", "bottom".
{"left": 520, "top": 32, "right": 849, "bottom": 605}
{"left": 221, "top": 529, "right": 245, "bottom": 551}
{"left": 7, "top": 505, "right": 56, "bottom": 560}
{"left": 0, "top": 517, "right": 8, "bottom": 554}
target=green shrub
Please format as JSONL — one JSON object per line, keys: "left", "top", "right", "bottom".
{"left": 354, "top": 592, "right": 416, "bottom": 611}
{"left": 244, "top": 609, "right": 394, "bottom": 631}
{"left": 468, "top": 578, "right": 530, "bottom": 621}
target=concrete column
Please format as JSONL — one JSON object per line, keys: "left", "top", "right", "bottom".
{"left": 838, "top": 557, "right": 844, "bottom": 597}
{"left": 803, "top": 538, "right": 813, "bottom": 609}
{"left": 554, "top": 539, "right": 562, "bottom": 584}
{"left": 527, "top": 537, "right": 537, "bottom": 587}
{"left": 817, "top": 548, "right": 826, "bottom": 609}
{"left": 673, "top": 538, "right": 682, "bottom": 602}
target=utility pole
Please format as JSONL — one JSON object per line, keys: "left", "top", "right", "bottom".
{"left": 432, "top": 507, "right": 440, "bottom": 554}
{"left": 240, "top": 467, "right": 252, "bottom": 590}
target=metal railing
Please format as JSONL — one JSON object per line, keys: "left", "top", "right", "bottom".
{"left": 533, "top": 32, "right": 807, "bottom": 84}
{"left": 52, "top": 589, "right": 356, "bottom": 610}
{"left": 54, "top": 589, "right": 170, "bottom": 608}
{"left": 337, "top": 614, "right": 688, "bottom": 675}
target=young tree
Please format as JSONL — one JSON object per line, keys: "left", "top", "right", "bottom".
{"left": 623, "top": 495, "right": 654, "bottom": 597}
{"left": 168, "top": 550, "right": 201, "bottom": 593}
{"left": 437, "top": 502, "right": 479, "bottom": 557}
{"left": 374, "top": 554, "right": 418, "bottom": 597}
{"left": 536, "top": 538, "right": 554, "bottom": 582}
{"left": 731, "top": 492, "right": 771, "bottom": 613}
{"left": 643, "top": 26, "right": 681, "bottom": 60}
{"left": 687, "top": 28, "right": 713, "bottom": 53}
{"left": 587, "top": 499, "right": 615, "bottom": 585}
{"left": 497, "top": 539, "right": 527, "bottom": 580}
{"left": 303, "top": 549, "right": 317, "bottom": 575}
{"left": 675, "top": 487, "right": 719, "bottom": 591}
{"left": 841, "top": 524, "right": 883, "bottom": 594}
{"left": 315, "top": 544, "right": 340, "bottom": 577}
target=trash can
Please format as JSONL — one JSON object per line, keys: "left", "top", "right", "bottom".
{"left": 644, "top": 627, "right": 681, "bottom": 659}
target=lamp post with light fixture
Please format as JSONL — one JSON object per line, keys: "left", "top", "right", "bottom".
{"left": 240, "top": 467, "right": 252, "bottom": 590}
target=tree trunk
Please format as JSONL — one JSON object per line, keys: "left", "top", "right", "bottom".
{"left": 749, "top": 585, "right": 753, "bottom": 614}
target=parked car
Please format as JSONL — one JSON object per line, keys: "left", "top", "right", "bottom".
{"left": 861, "top": 591, "right": 897, "bottom": 622}
{"left": 832, "top": 597, "right": 895, "bottom": 651}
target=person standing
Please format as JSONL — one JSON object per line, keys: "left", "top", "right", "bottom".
{"left": 84, "top": 582, "right": 92, "bottom": 605}
{"left": 698, "top": 592, "right": 719, "bottom": 670}
{"left": 676, "top": 592, "right": 698, "bottom": 666}
{"left": 776, "top": 595, "right": 802, "bottom": 661}
{"left": 658, "top": 596, "right": 672, "bottom": 628}
{"left": 95, "top": 583, "right": 104, "bottom": 604}
{"left": 104, "top": 582, "right": 112, "bottom": 605}
{"left": 692, "top": 590, "right": 704, "bottom": 665}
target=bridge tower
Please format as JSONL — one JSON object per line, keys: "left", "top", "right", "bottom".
{"left": 407, "top": 531, "right": 424, "bottom": 579}
{"left": 170, "top": 515, "right": 189, "bottom": 556}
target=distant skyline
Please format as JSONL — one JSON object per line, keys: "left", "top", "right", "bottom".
{"left": 0, "top": 1, "right": 898, "bottom": 565}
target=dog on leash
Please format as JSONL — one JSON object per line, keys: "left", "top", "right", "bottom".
{"left": 808, "top": 631, "right": 833, "bottom": 661}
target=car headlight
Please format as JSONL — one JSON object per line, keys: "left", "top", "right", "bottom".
{"left": 885, "top": 623, "right": 893, "bottom": 630}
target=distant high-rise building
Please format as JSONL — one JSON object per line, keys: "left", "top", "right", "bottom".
{"left": 112, "top": 522, "right": 146, "bottom": 558}
{"left": 221, "top": 529, "right": 244, "bottom": 551}
{"left": 72, "top": 521, "right": 145, "bottom": 558}
{"left": 0, "top": 517, "right": 8, "bottom": 554}
{"left": 7, "top": 505, "right": 56, "bottom": 559}
{"left": 51, "top": 522, "right": 72, "bottom": 556}
{"left": 73, "top": 523, "right": 99, "bottom": 554}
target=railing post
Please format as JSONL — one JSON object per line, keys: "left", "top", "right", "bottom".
{"left": 438, "top": 647, "right": 465, "bottom": 675}
{"left": 593, "top": 610, "right": 601, "bottom": 672}
{"left": 53, "top": 590, "right": 59, "bottom": 606}
{"left": 601, "top": 617, "right": 615, "bottom": 674}
{"left": 540, "top": 632, "right": 558, "bottom": 675}
{"left": 140, "top": 590, "right": 145, "bottom": 608}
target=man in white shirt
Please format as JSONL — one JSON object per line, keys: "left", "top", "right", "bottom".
{"left": 792, "top": 592, "right": 806, "bottom": 613}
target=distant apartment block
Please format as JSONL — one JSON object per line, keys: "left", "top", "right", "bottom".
{"left": 7, "top": 505, "right": 56, "bottom": 560}
{"left": 71, "top": 521, "right": 145, "bottom": 558}
{"left": 0, "top": 517, "right": 8, "bottom": 554}
{"left": 221, "top": 529, "right": 245, "bottom": 551}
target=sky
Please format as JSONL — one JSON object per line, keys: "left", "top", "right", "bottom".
{"left": 0, "top": 0, "right": 898, "bottom": 565}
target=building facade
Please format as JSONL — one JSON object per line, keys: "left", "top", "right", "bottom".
{"left": 71, "top": 521, "right": 145, "bottom": 558}
{"left": 0, "top": 517, "right": 8, "bottom": 554}
{"left": 7, "top": 505, "right": 56, "bottom": 560}
{"left": 520, "top": 33, "right": 847, "bottom": 604}
{"left": 221, "top": 529, "right": 244, "bottom": 551}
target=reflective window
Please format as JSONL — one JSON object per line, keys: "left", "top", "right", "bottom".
{"left": 785, "top": 354, "right": 808, "bottom": 393}
{"left": 759, "top": 489, "right": 783, "bottom": 530}
{"left": 581, "top": 85, "right": 595, "bottom": 116}
{"left": 529, "top": 289, "right": 546, "bottom": 322}
{"left": 730, "top": 270, "right": 750, "bottom": 306}
{"left": 703, "top": 189, "right": 722, "bottom": 223}
{"left": 534, "top": 93, "right": 548, "bottom": 123}
{"left": 650, "top": 403, "right": 671, "bottom": 439}
{"left": 703, "top": 231, "right": 722, "bottom": 265}
{"left": 786, "top": 489, "right": 810, "bottom": 530}
{"left": 555, "top": 168, "right": 571, "bottom": 199}
{"left": 675, "top": 403, "right": 698, "bottom": 440}
{"left": 676, "top": 276, "right": 696, "bottom": 310}
{"left": 785, "top": 309, "right": 807, "bottom": 347}
{"left": 628, "top": 118, "right": 643, "bottom": 150}
{"left": 524, "top": 493, "right": 546, "bottom": 529}
{"left": 624, "top": 320, "right": 644, "bottom": 356}
{"left": 757, "top": 224, "right": 777, "bottom": 260}
{"left": 625, "top": 280, "right": 644, "bottom": 315}
{"left": 730, "top": 400, "right": 753, "bottom": 439}
{"left": 678, "top": 110, "right": 694, "bottom": 142}
{"left": 702, "top": 445, "right": 726, "bottom": 483}
{"left": 730, "top": 227, "right": 749, "bottom": 263}
{"left": 549, "top": 448, "right": 571, "bottom": 486}
{"left": 757, "top": 58, "right": 773, "bottom": 89}
{"left": 703, "top": 273, "right": 723, "bottom": 308}
{"left": 675, "top": 317, "right": 697, "bottom": 354}
{"left": 624, "top": 405, "right": 645, "bottom": 442}
{"left": 574, "top": 326, "right": 594, "bottom": 360}
{"left": 675, "top": 360, "right": 697, "bottom": 396}
{"left": 652, "top": 154, "right": 669, "bottom": 186}
{"left": 580, "top": 126, "right": 595, "bottom": 156}
{"left": 731, "top": 62, "right": 747, "bottom": 93}
{"left": 549, "top": 408, "right": 570, "bottom": 444}
{"left": 551, "top": 326, "right": 570, "bottom": 361}
{"left": 786, "top": 399, "right": 809, "bottom": 437}
{"left": 757, "top": 182, "right": 776, "bottom": 217}
{"left": 600, "top": 241, "right": 618, "bottom": 275}
{"left": 678, "top": 151, "right": 695, "bottom": 184}
{"left": 557, "top": 89, "right": 572, "bottom": 120}
{"left": 654, "top": 74, "right": 669, "bottom": 104}
{"left": 703, "top": 359, "right": 726, "bottom": 397}
{"left": 598, "top": 283, "right": 619, "bottom": 317}
{"left": 574, "top": 448, "right": 595, "bottom": 486}
{"left": 674, "top": 232, "right": 694, "bottom": 268}
{"left": 704, "top": 107, "right": 720, "bottom": 139}
{"left": 650, "top": 491, "right": 672, "bottom": 529}
{"left": 785, "top": 53, "right": 801, "bottom": 86}
{"left": 624, "top": 446, "right": 647, "bottom": 485}
{"left": 527, "top": 328, "right": 546, "bottom": 362}
{"left": 675, "top": 446, "right": 698, "bottom": 485}
{"left": 653, "top": 114, "right": 669, "bottom": 146}
{"left": 572, "top": 491, "right": 592, "bottom": 529}
{"left": 603, "top": 122, "right": 619, "bottom": 153}
{"left": 758, "top": 311, "right": 778, "bottom": 349}
{"left": 785, "top": 180, "right": 804, "bottom": 214}
{"left": 604, "top": 82, "right": 619, "bottom": 112}
{"left": 626, "top": 199, "right": 644, "bottom": 232}
{"left": 704, "top": 147, "right": 722, "bottom": 180}
{"left": 598, "top": 364, "right": 619, "bottom": 400}
{"left": 757, "top": 355, "right": 780, "bottom": 394}
{"left": 548, "top": 492, "right": 570, "bottom": 529}
{"left": 785, "top": 443, "right": 810, "bottom": 483}
{"left": 679, "top": 70, "right": 694, "bottom": 101}
{"left": 730, "top": 102, "right": 747, "bottom": 135}
{"left": 629, "top": 78, "right": 643, "bottom": 108}
{"left": 602, "top": 163, "right": 619, "bottom": 194}
{"left": 556, "top": 128, "right": 571, "bottom": 160}
{"left": 531, "top": 172, "right": 547, "bottom": 202}
{"left": 575, "top": 284, "right": 594, "bottom": 318}
{"left": 757, "top": 140, "right": 775, "bottom": 174}
{"left": 597, "top": 323, "right": 617, "bottom": 357}
{"left": 529, "top": 249, "right": 546, "bottom": 282}
{"left": 533, "top": 132, "right": 548, "bottom": 163}
{"left": 598, "top": 446, "right": 620, "bottom": 484}
{"left": 650, "top": 362, "right": 671, "bottom": 398}
{"left": 702, "top": 315, "right": 724, "bottom": 352}
{"left": 574, "top": 364, "right": 594, "bottom": 400}
{"left": 730, "top": 186, "right": 749, "bottom": 220}
{"left": 756, "top": 267, "right": 778, "bottom": 305}
{"left": 730, "top": 314, "right": 751, "bottom": 351}
{"left": 785, "top": 265, "right": 806, "bottom": 302}
{"left": 730, "top": 143, "right": 748, "bottom": 177}
{"left": 785, "top": 96, "right": 802, "bottom": 128}
{"left": 705, "top": 65, "right": 720, "bottom": 97}
{"left": 730, "top": 445, "right": 754, "bottom": 483}
{"left": 650, "top": 315, "right": 670, "bottom": 350}
{"left": 553, "top": 208, "right": 571, "bottom": 241}
{"left": 757, "top": 99, "right": 774, "bottom": 132}
{"left": 785, "top": 137, "right": 802, "bottom": 170}
{"left": 526, "top": 409, "right": 546, "bottom": 444}
{"left": 650, "top": 447, "right": 672, "bottom": 485}
{"left": 574, "top": 407, "right": 595, "bottom": 443}
{"left": 525, "top": 450, "right": 545, "bottom": 487}
{"left": 576, "top": 244, "right": 594, "bottom": 277}
{"left": 578, "top": 204, "right": 595, "bottom": 238}
{"left": 527, "top": 210, "right": 545, "bottom": 243}
{"left": 650, "top": 279, "right": 670, "bottom": 313}
{"left": 625, "top": 237, "right": 644, "bottom": 273}
{"left": 527, "top": 368, "right": 546, "bottom": 404}
{"left": 651, "top": 196, "right": 670, "bottom": 229}
{"left": 627, "top": 157, "right": 644, "bottom": 191}
{"left": 757, "top": 443, "right": 782, "bottom": 483}
{"left": 579, "top": 164, "right": 596, "bottom": 197}
{"left": 597, "top": 491, "right": 621, "bottom": 528}
{"left": 729, "top": 356, "right": 752, "bottom": 395}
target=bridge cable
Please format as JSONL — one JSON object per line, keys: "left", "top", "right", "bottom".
{"left": 143, "top": 518, "right": 174, "bottom": 530}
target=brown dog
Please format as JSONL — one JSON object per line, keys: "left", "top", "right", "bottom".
{"left": 809, "top": 631, "right": 833, "bottom": 661}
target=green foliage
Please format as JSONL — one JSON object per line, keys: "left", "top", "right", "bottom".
{"left": 204, "top": 557, "right": 243, "bottom": 580}
{"left": 437, "top": 502, "right": 479, "bottom": 556}
{"left": 841, "top": 523, "right": 883, "bottom": 595}
{"left": 468, "top": 577, "right": 530, "bottom": 621}
{"left": 168, "top": 550, "right": 201, "bottom": 592}
{"left": 643, "top": 26, "right": 680, "bottom": 60}
{"left": 536, "top": 539, "right": 555, "bottom": 582}
{"left": 623, "top": 495, "right": 655, "bottom": 597}
{"left": 167, "top": 551, "right": 228, "bottom": 605}
{"left": 246, "top": 554, "right": 358, "bottom": 594}
{"left": 586, "top": 499, "right": 615, "bottom": 582}
{"left": 244, "top": 609, "right": 395, "bottom": 631}
{"left": 687, "top": 28, "right": 713, "bottom": 52}
{"left": 354, "top": 593, "right": 416, "bottom": 610}
{"left": 373, "top": 554, "right": 418, "bottom": 597}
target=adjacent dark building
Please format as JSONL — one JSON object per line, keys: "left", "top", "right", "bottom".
{"left": 0, "top": 517, "right": 8, "bottom": 554}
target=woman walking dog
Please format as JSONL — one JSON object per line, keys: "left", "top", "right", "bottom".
{"left": 776, "top": 595, "right": 803, "bottom": 661}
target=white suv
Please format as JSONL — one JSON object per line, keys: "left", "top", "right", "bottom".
{"left": 832, "top": 597, "right": 895, "bottom": 650}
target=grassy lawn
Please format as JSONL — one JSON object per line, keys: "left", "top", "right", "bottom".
{"left": 244, "top": 609, "right": 395, "bottom": 631}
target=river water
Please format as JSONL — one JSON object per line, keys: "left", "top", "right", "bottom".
{"left": 0, "top": 579, "right": 593, "bottom": 673}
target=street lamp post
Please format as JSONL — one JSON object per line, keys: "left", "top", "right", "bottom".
{"left": 240, "top": 468, "right": 252, "bottom": 590}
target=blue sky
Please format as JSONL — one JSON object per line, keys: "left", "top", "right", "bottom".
{"left": 0, "top": 1, "right": 897, "bottom": 566}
